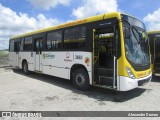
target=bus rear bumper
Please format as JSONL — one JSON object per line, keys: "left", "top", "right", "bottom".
{"left": 118, "top": 73, "right": 152, "bottom": 91}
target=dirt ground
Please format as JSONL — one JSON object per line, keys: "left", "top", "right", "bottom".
{"left": 0, "top": 59, "right": 160, "bottom": 120}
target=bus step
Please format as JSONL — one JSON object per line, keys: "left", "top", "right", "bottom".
{"left": 93, "top": 84, "right": 116, "bottom": 90}
{"left": 95, "top": 68, "right": 113, "bottom": 77}
{"left": 99, "top": 76, "right": 113, "bottom": 86}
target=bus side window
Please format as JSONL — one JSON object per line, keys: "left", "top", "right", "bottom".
{"left": 47, "top": 31, "right": 62, "bottom": 50}
{"left": 36, "top": 41, "right": 39, "bottom": 49}
{"left": 14, "top": 39, "right": 21, "bottom": 52}
{"left": 9, "top": 40, "right": 14, "bottom": 52}
{"left": 15, "top": 42, "right": 19, "bottom": 52}
{"left": 64, "top": 26, "right": 86, "bottom": 49}
{"left": 20, "top": 38, "right": 24, "bottom": 51}
{"left": 24, "top": 37, "right": 33, "bottom": 51}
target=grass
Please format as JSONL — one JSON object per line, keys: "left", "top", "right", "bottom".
{"left": 0, "top": 51, "right": 9, "bottom": 58}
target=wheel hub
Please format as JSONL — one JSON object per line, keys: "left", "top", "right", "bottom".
{"left": 75, "top": 73, "right": 85, "bottom": 86}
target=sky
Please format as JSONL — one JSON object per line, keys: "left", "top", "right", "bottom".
{"left": 0, "top": 0, "right": 160, "bottom": 49}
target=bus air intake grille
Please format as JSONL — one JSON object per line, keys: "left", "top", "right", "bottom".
{"left": 138, "top": 77, "right": 150, "bottom": 86}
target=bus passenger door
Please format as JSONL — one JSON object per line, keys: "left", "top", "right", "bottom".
{"left": 93, "top": 27, "right": 117, "bottom": 89}
{"left": 14, "top": 41, "right": 20, "bottom": 67}
{"left": 34, "top": 38, "right": 43, "bottom": 72}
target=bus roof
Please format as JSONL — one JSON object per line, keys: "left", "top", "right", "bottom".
{"left": 148, "top": 30, "right": 160, "bottom": 34}
{"left": 11, "top": 12, "right": 122, "bottom": 39}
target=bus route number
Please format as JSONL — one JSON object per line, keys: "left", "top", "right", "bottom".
{"left": 75, "top": 55, "right": 83, "bottom": 60}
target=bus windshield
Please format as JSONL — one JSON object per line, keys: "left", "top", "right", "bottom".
{"left": 122, "top": 14, "right": 150, "bottom": 66}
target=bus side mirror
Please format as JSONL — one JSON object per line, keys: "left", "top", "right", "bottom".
{"left": 124, "top": 27, "right": 130, "bottom": 39}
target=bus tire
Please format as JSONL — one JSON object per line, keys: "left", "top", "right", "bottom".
{"left": 22, "top": 62, "right": 29, "bottom": 75}
{"left": 72, "top": 68, "right": 90, "bottom": 91}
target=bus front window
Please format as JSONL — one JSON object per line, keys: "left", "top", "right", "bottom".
{"left": 122, "top": 14, "right": 150, "bottom": 68}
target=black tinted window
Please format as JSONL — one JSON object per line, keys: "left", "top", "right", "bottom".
{"left": 47, "top": 31, "right": 62, "bottom": 50}
{"left": 64, "top": 26, "right": 86, "bottom": 49}
{"left": 20, "top": 38, "right": 24, "bottom": 51}
{"left": 24, "top": 37, "right": 32, "bottom": 51}
{"left": 10, "top": 39, "right": 21, "bottom": 52}
{"left": 9, "top": 40, "right": 14, "bottom": 52}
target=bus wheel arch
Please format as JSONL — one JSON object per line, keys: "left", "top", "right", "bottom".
{"left": 70, "top": 64, "right": 90, "bottom": 91}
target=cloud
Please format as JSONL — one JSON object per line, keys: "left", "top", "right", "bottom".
{"left": 0, "top": 3, "right": 61, "bottom": 40}
{"left": 28, "top": 0, "right": 71, "bottom": 10}
{"left": 143, "top": 8, "right": 160, "bottom": 31}
{"left": 72, "top": 0, "right": 118, "bottom": 19}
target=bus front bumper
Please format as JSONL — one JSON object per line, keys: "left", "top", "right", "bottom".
{"left": 118, "top": 73, "right": 152, "bottom": 91}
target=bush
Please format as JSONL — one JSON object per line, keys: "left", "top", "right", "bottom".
{"left": 0, "top": 51, "right": 8, "bottom": 58}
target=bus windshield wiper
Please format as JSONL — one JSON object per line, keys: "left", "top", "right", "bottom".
{"left": 122, "top": 20, "right": 141, "bottom": 44}
{"left": 131, "top": 26, "right": 141, "bottom": 44}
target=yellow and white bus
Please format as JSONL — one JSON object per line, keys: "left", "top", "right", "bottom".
{"left": 9, "top": 12, "right": 152, "bottom": 91}
{"left": 148, "top": 31, "right": 160, "bottom": 73}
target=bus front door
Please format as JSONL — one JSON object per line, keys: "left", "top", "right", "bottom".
{"left": 34, "top": 38, "right": 43, "bottom": 72}
{"left": 93, "top": 27, "right": 117, "bottom": 89}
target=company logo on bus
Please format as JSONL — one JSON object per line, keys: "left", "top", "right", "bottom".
{"left": 66, "top": 53, "right": 70, "bottom": 58}
{"left": 43, "top": 53, "right": 55, "bottom": 59}
{"left": 137, "top": 72, "right": 147, "bottom": 78}
{"left": 64, "top": 53, "right": 72, "bottom": 62}
{"left": 85, "top": 57, "right": 90, "bottom": 66}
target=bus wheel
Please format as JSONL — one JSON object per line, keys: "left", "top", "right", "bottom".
{"left": 22, "top": 62, "right": 29, "bottom": 74}
{"left": 73, "top": 68, "right": 90, "bottom": 91}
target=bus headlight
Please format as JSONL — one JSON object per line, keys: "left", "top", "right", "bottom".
{"left": 126, "top": 67, "right": 136, "bottom": 79}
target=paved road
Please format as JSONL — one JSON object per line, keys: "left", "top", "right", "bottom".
{"left": 0, "top": 65, "right": 160, "bottom": 120}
